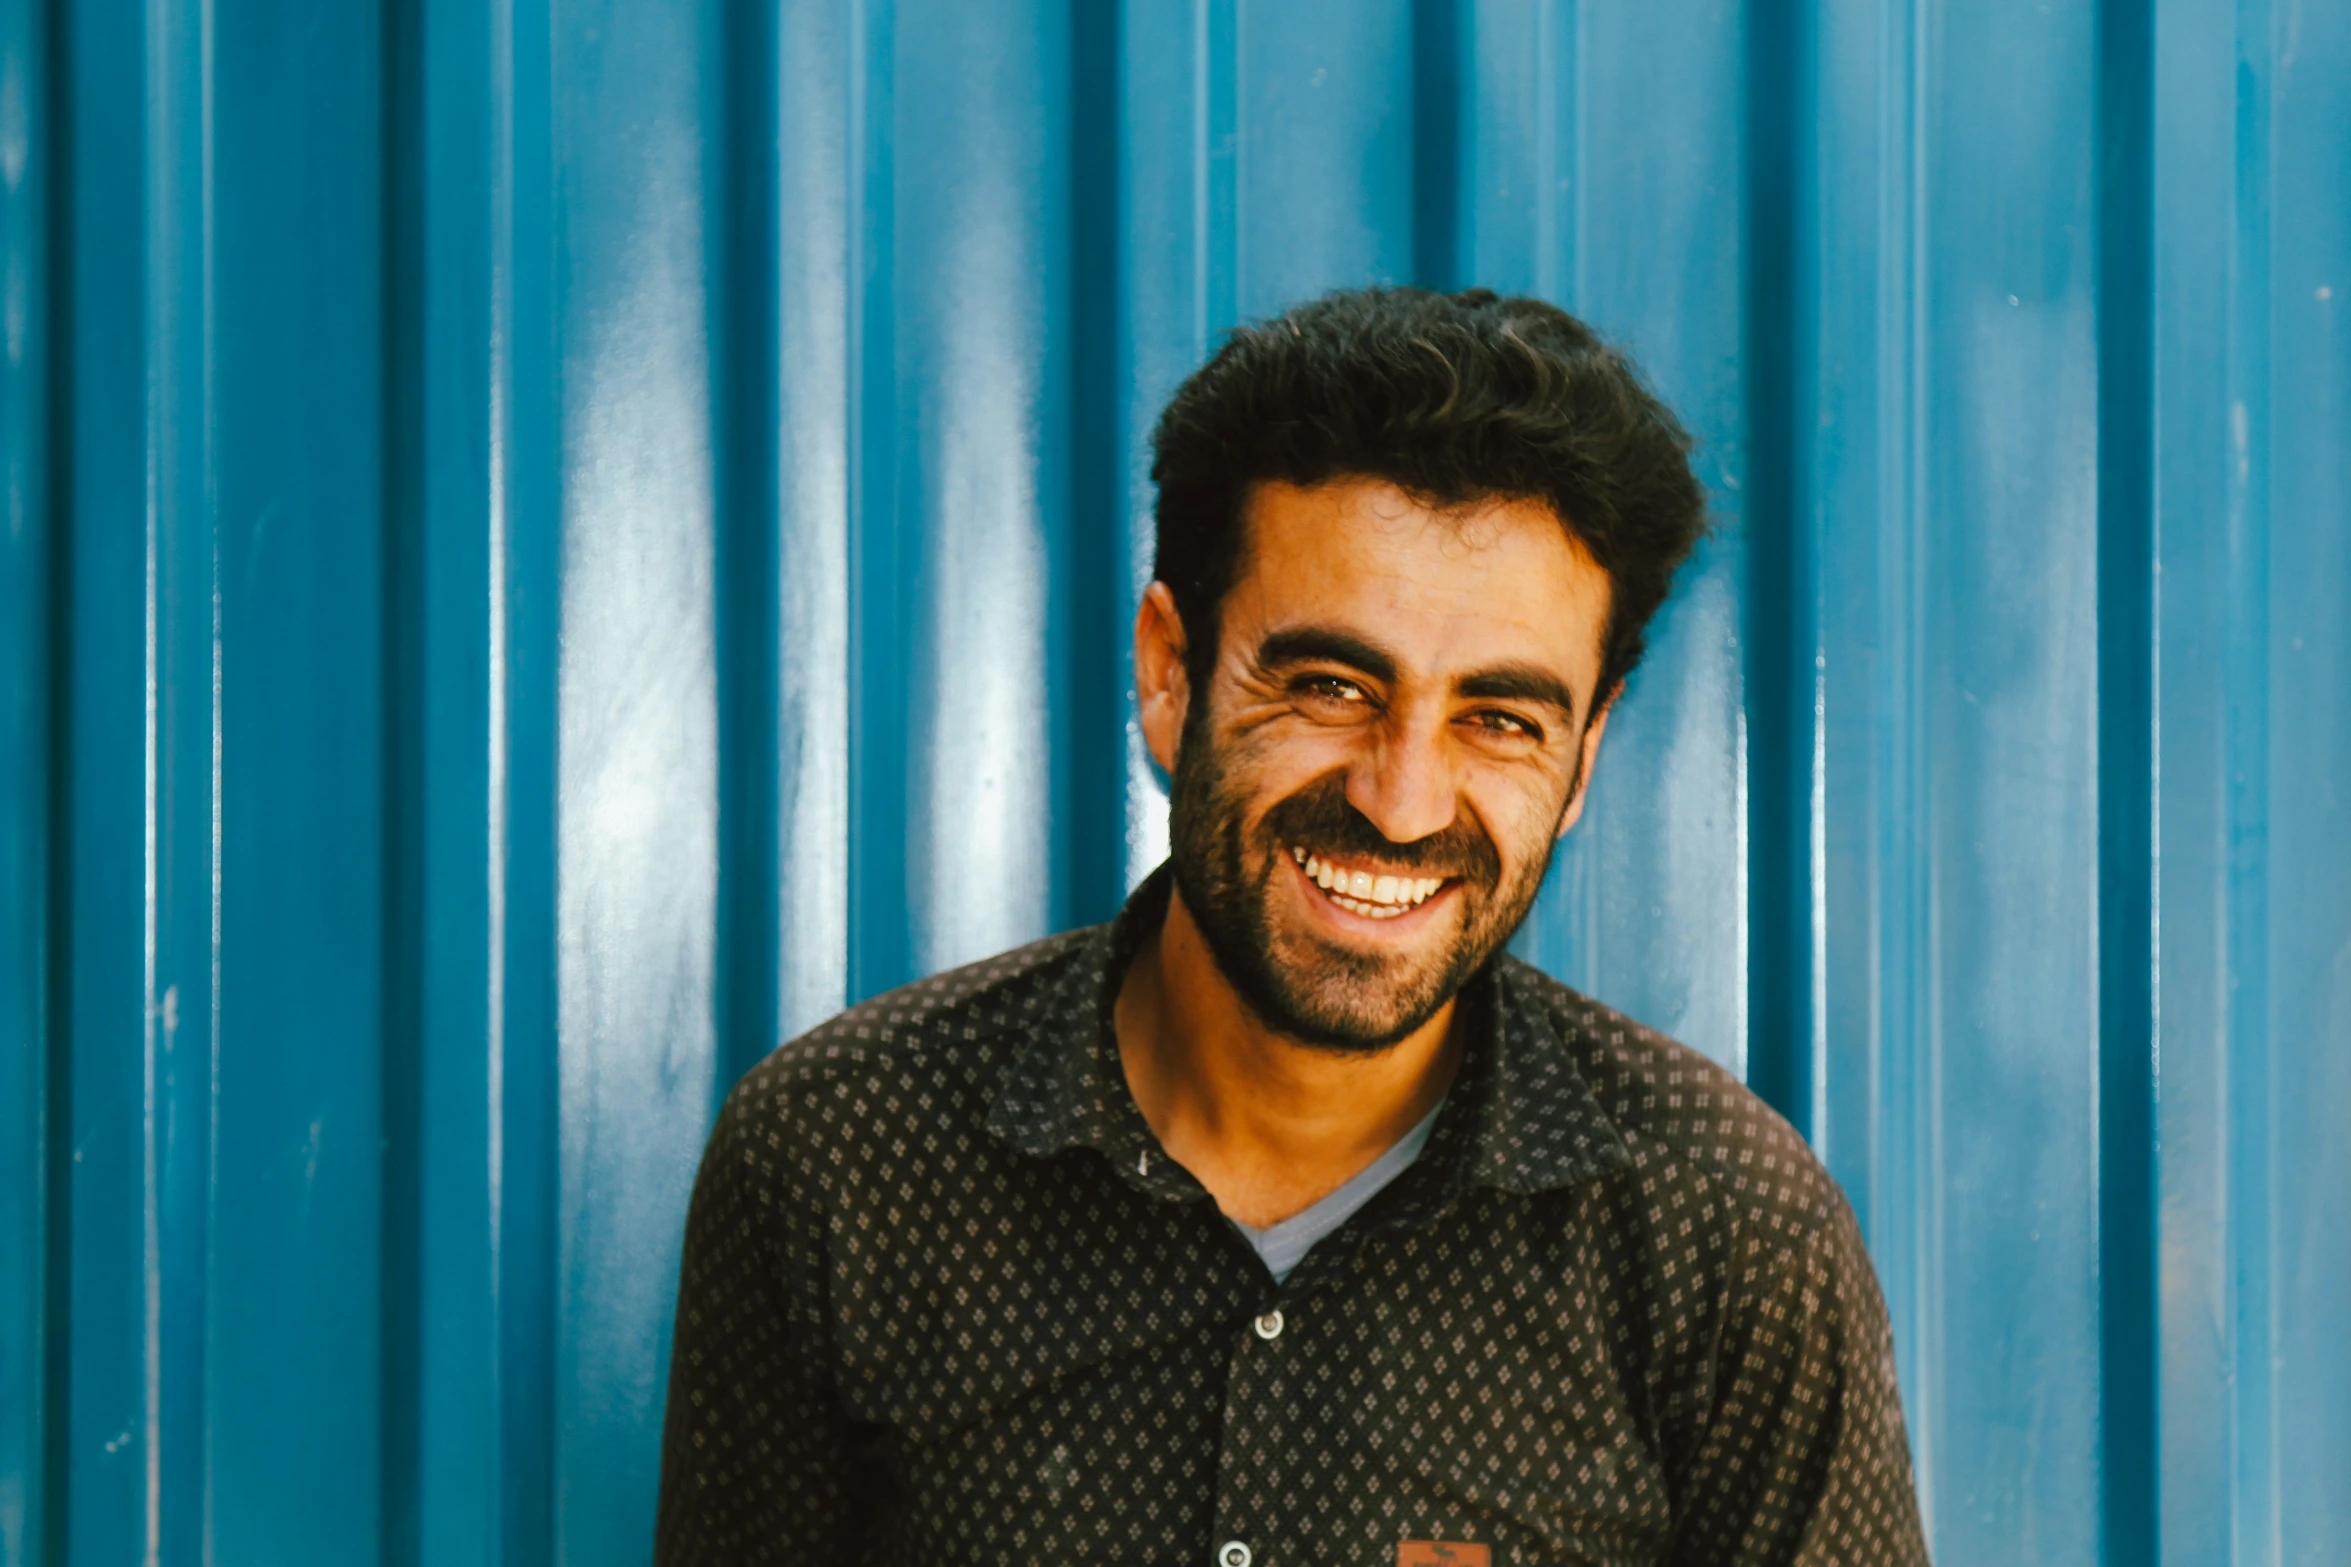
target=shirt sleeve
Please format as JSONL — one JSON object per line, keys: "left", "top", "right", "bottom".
{"left": 1665, "top": 1202, "right": 1932, "bottom": 1567}
{"left": 655, "top": 1081, "right": 870, "bottom": 1564}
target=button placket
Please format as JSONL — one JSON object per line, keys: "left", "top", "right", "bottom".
{"left": 1207, "top": 1297, "right": 1296, "bottom": 1567}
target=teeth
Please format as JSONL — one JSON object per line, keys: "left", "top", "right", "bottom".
{"left": 1330, "top": 891, "right": 1410, "bottom": 919}
{"left": 1290, "top": 847, "right": 1449, "bottom": 911}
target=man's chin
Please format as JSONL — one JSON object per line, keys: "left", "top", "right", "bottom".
{"left": 1244, "top": 947, "right": 1461, "bottom": 1054}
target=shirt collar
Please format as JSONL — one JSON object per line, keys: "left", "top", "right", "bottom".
{"left": 985, "top": 863, "right": 1632, "bottom": 1203}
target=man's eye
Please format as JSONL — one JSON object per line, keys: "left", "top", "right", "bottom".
{"left": 1466, "top": 709, "right": 1539, "bottom": 740}
{"left": 1296, "top": 675, "right": 1368, "bottom": 704}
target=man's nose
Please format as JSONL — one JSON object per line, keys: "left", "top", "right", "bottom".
{"left": 1344, "top": 714, "right": 1459, "bottom": 846}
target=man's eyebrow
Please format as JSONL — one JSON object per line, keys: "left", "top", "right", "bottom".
{"left": 1259, "top": 628, "right": 1581, "bottom": 724}
{"left": 1255, "top": 626, "right": 1400, "bottom": 684}
{"left": 1455, "top": 664, "right": 1580, "bottom": 721}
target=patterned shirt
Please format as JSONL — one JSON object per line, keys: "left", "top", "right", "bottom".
{"left": 655, "top": 867, "right": 1930, "bottom": 1565}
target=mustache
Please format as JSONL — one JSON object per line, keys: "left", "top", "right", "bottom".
{"left": 1257, "top": 772, "right": 1502, "bottom": 888}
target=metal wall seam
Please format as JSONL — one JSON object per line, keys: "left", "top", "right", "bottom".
{"left": 1742, "top": 0, "right": 1817, "bottom": 1138}
{"left": 845, "top": 0, "right": 902, "bottom": 1006}
{"left": 1065, "top": 0, "right": 1128, "bottom": 933}
{"left": 713, "top": 0, "right": 782, "bottom": 1113}
{"left": 1409, "top": 0, "right": 1463, "bottom": 293}
{"left": 2093, "top": 0, "right": 2160, "bottom": 1560}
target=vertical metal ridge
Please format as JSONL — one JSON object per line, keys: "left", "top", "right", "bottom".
{"left": 713, "top": 0, "right": 780, "bottom": 1091}
{"left": 1533, "top": 0, "right": 1569, "bottom": 306}
{"left": 2094, "top": 0, "right": 2160, "bottom": 1558}
{"left": 64, "top": 0, "right": 152, "bottom": 1551}
{"left": 139, "top": 5, "right": 169, "bottom": 1553}
{"left": 494, "top": 0, "right": 559, "bottom": 1558}
{"left": 0, "top": 0, "right": 54, "bottom": 1558}
{"left": 771, "top": 0, "right": 852, "bottom": 1038}
{"left": 1559, "top": 0, "right": 1596, "bottom": 996}
{"left": 1410, "top": 0, "right": 1461, "bottom": 291}
{"left": 1192, "top": 0, "right": 1235, "bottom": 350}
{"left": 1742, "top": 0, "right": 1812, "bottom": 1133}
{"left": 379, "top": 0, "right": 427, "bottom": 1556}
{"left": 1067, "top": 0, "right": 1126, "bottom": 926}
{"left": 1873, "top": 0, "right": 1938, "bottom": 1534}
{"left": 845, "top": 0, "right": 902, "bottom": 1004}
{"left": 140, "top": 0, "right": 217, "bottom": 1552}
{"left": 2218, "top": 4, "right": 2277, "bottom": 1558}
{"left": 37, "top": 1, "right": 71, "bottom": 1548}
{"left": 197, "top": 2, "right": 220, "bottom": 1556}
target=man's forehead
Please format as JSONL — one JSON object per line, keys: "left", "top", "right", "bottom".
{"left": 1229, "top": 477, "right": 1612, "bottom": 688}
{"left": 1238, "top": 475, "right": 1599, "bottom": 565}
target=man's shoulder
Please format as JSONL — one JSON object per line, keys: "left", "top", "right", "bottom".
{"left": 719, "top": 925, "right": 1097, "bottom": 1130}
{"left": 1497, "top": 956, "right": 1847, "bottom": 1249}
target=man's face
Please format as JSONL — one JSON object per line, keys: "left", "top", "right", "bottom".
{"left": 1150, "top": 477, "right": 1614, "bottom": 1052}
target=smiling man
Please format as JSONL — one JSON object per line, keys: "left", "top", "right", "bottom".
{"left": 656, "top": 289, "right": 1930, "bottom": 1565}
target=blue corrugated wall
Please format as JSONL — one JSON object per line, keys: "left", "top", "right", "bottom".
{"left": 2, "top": 1, "right": 2345, "bottom": 1563}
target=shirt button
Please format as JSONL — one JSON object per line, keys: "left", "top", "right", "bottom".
{"left": 1253, "top": 1310, "right": 1284, "bottom": 1341}
{"left": 1217, "top": 1543, "right": 1253, "bottom": 1567}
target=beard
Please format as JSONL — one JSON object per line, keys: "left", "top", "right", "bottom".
{"left": 1165, "top": 708, "right": 1571, "bottom": 1055}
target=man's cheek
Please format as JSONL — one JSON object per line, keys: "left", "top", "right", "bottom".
{"left": 1497, "top": 768, "right": 1575, "bottom": 840}
{"left": 1228, "top": 724, "right": 1352, "bottom": 786}
{"left": 1223, "top": 747, "right": 1338, "bottom": 829}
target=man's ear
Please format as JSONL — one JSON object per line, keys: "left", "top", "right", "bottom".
{"left": 1553, "top": 681, "right": 1620, "bottom": 839}
{"left": 1134, "top": 582, "right": 1192, "bottom": 773}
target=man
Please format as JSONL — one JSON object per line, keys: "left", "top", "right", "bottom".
{"left": 656, "top": 288, "right": 1930, "bottom": 1565}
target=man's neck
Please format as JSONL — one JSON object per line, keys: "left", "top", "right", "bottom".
{"left": 1113, "top": 885, "right": 1461, "bottom": 1229}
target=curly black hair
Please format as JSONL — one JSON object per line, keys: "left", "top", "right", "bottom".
{"left": 1149, "top": 286, "right": 1709, "bottom": 706}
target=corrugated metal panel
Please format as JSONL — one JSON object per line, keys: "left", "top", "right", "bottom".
{"left": 2, "top": 2, "right": 2344, "bottom": 1563}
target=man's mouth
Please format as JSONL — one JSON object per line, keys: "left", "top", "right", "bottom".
{"left": 1287, "top": 845, "right": 1450, "bottom": 921}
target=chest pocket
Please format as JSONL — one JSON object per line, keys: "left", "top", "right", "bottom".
{"left": 1294, "top": 1209, "right": 1675, "bottom": 1564}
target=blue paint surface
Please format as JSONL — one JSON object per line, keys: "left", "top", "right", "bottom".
{"left": 6, "top": 2, "right": 2346, "bottom": 1563}
{"left": 0, "top": 2, "right": 47, "bottom": 1561}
